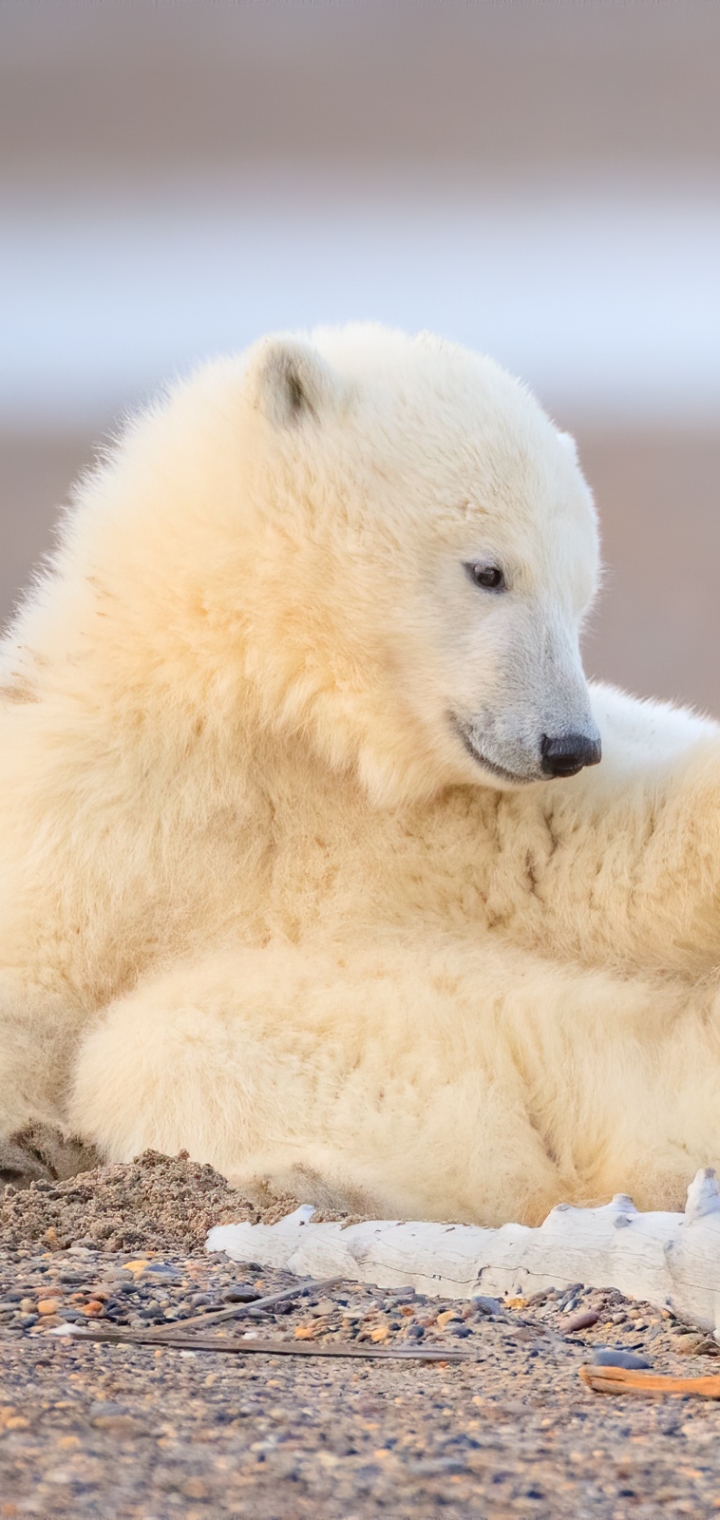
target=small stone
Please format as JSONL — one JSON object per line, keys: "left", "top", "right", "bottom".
{"left": 369, "top": 1325, "right": 389, "bottom": 1343}
{"left": 182, "top": 1479, "right": 208, "bottom": 1500}
{"left": 592, "top": 1348, "right": 652, "bottom": 1370}
{"left": 674, "top": 1332, "right": 714, "bottom": 1355}
{"left": 525, "top": 1288, "right": 551, "bottom": 1307}
{"left": 473, "top": 1296, "right": 501, "bottom": 1317}
{"left": 313, "top": 1297, "right": 337, "bottom": 1316}
{"left": 294, "top": 1325, "right": 315, "bottom": 1340}
{"left": 37, "top": 1299, "right": 60, "bottom": 1316}
{"left": 91, "top": 1414, "right": 145, "bottom": 1437}
{"left": 564, "top": 1310, "right": 600, "bottom": 1333}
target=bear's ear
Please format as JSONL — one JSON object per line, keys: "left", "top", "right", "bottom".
{"left": 247, "top": 335, "right": 341, "bottom": 427}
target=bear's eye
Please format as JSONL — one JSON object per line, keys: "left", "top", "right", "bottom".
{"left": 464, "top": 562, "right": 506, "bottom": 592}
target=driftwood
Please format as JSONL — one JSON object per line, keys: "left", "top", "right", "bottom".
{"left": 60, "top": 1324, "right": 472, "bottom": 1362}
{"left": 579, "top": 1364, "right": 720, "bottom": 1399}
{"left": 207, "top": 1167, "right": 720, "bottom": 1335}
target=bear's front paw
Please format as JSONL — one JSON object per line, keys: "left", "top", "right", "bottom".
{"left": 0, "top": 1124, "right": 100, "bottom": 1190}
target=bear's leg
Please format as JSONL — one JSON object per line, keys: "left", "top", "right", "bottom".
{"left": 68, "top": 940, "right": 720, "bottom": 1225}
{"left": 0, "top": 977, "right": 99, "bottom": 1187}
{"left": 67, "top": 943, "right": 577, "bottom": 1224}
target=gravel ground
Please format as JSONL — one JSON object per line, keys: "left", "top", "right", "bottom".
{"left": 2, "top": 1153, "right": 720, "bottom": 1518}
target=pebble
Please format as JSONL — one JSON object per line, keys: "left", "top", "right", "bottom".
{"left": 592, "top": 1347, "right": 653, "bottom": 1370}
{"left": 564, "top": 1309, "right": 600, "bottom": 1333}
{"left": 313, "top": 1297, "right": 338, "bottom": 1317}
{"left": 673, "top": 1332, "right": 716, "bottom": 1356}
{"left": 472, "top": 1295, "right": 501, "bottom": 1316}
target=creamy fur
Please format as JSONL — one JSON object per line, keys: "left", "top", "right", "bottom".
{"left": 2, "top": 324, "right": 720, "bottom": 1224}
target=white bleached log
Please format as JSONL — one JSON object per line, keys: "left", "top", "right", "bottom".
{"left": 206, "top": 1168, "right": 720, "bottom": 1333}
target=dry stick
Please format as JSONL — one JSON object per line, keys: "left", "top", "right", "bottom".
{"left": 579, "top": 1365, "right": 720, "bottom": 1400}
{"left": 134, "top": 1276, "right": 342, "bottom": 1339}
{"left": 65, "top": 1325, "right": 473, "bottom": 1363}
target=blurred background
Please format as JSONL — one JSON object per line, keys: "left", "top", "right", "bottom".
{"left": 1, "top": 1, "right": 719, "bottom": 711}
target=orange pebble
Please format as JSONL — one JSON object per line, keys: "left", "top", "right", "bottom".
{"left": 37, "top": 1299, "right": 59, "bottom": 1316}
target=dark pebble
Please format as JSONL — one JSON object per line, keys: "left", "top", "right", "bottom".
{"left": 592, "top": 1348, "right": 652, "bottom": 1370}
{"left": 473, "top": 1296, "right": 501, "bottom": 1316}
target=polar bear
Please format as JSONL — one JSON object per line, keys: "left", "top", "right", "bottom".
{"left": 1, "top": 323, "right": 720, "bottom": 1226}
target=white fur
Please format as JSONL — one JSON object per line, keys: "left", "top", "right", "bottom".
{"left": 2, "top": 323, "right": 720, "bottom": 1224}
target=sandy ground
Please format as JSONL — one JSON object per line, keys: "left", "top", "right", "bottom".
{"left": 2, "top": 1152, "right": 720, "bottom": 1519}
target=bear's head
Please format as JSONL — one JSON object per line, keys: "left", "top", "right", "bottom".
{"left": 42, "top": 324, "right": 601, "bottom": 810}
{"left": 235, "top": 324, "right": 601, "bottom": 805}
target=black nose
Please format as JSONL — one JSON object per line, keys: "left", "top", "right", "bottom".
{"left": 540, "top": 732, "right": 602, "bottom": 778}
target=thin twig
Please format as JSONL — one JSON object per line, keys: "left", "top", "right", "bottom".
{"left": 63, "top": 1324, "right": 475, "bottom": 1362}
{"left": 142, "top": 1275, "right": 342, "bottom": 1338}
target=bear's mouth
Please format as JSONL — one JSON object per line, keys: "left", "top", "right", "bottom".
{"left": 449, "top": 715, "right": 539, "bottom": 786}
